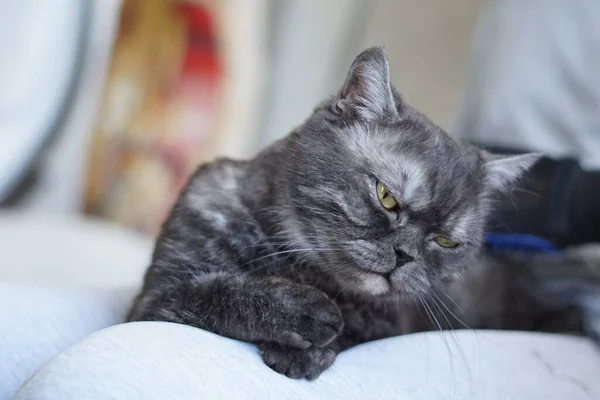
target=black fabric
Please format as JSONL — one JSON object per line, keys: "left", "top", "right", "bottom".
{"left": 569, "top": 169, "right": 600, "bottom": 245}
{"left": 480, "top": 144, "right": 600, "bottom": 247}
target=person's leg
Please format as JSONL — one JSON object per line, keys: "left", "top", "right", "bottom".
{"left": 15, "top": 321, "right": 600, "bottom": 400}
{"left": 0, "top": 283, "right": 132, "bottom": 400}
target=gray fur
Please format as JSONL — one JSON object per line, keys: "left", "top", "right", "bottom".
{"left": 128, "top": 47, "right": 546, "bottom": 380}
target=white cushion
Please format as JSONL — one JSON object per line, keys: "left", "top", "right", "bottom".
{"left": 14, "top": 321, "right": 600, "bottom": 400}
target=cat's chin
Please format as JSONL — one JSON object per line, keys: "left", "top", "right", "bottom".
{"left": 333, "top": 264, "right": 431, "bottom": 299}
{"left": 343, "top": 263, "right": 434, "bottom": 300}
{"left": 357, "top": 272, "right": 392, "bottom": 296}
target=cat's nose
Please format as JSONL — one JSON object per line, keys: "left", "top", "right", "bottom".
{"left": 394, "top": 248, "right": 414, "bottom": 268}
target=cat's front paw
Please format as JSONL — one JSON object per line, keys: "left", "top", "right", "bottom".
{"left": 259, "top": 342, "right": 337, "bottom": 380}
{"left": 269, "top": 284, "right": 343, "bottom": 348}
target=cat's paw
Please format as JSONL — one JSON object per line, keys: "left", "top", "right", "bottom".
{"left": 259, "top": 342, "right": 337, "bottom": 380}
{"left": 269, "top": 284, "right": 343, "bottom": 348}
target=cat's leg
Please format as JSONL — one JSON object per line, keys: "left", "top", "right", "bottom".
{"left": 128, "top": 273, "right": 344, "bottom": 349}
{"left": 258, "top": 327, "right": 363, "bottom": 380}
{"left": 257, "top": 300, "right": 412, "bottom": 380}
{"left": 258, "top": 342, "right": 338, "bottom": 380}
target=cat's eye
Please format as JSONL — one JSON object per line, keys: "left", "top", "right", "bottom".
{"left": 434, "top": 236, "right": 459, "bottom": 248}
{"left": 377, "top": 182, "right": 398, "bottom": 210}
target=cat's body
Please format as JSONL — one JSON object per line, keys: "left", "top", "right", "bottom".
{"left": 127, "top": 149, "right": 421, "bottom": 377}
{"left": 129, "top": 48, "right": 573, "bottom": 380}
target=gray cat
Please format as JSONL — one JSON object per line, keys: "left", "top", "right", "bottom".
{"left": 128, "top": 47, "right": 546, "bottom": 380}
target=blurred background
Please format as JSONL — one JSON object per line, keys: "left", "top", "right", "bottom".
{"left": 0, "top": 0, "right": 481, "bottom": 223}
{"left": 0, "top": 0, "right": 598, "bottom": 286}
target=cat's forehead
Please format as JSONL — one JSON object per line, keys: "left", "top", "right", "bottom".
{"left": 342, "top": 123, "right": 481, "bottom": 210}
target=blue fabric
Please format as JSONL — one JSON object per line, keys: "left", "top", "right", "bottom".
{"left": 484, "top": 233, "right": 559, "bottom": 254}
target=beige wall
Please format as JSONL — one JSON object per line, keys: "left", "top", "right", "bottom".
{"left": 355, "top": 0, "right": 482, "bottom": 131}
{"left": 259, "top": 0, "right": 483, "bottom": 150}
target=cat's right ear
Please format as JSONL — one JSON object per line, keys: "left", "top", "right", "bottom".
{"left": 481, "top": 151, "right": 541, "bottom": 192}
{"left": 335, "top": 47, "right": 399, "bottom": 122}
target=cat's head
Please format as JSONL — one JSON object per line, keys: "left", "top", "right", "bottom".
{"left": 280, "top": 47, "right": 538, "bottom": 299}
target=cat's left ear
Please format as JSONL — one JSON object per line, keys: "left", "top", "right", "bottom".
{"left": 336, "top": 47, "right": 398, "bottom": 121}
{"left": 481, "top": 151, "right": 541, "bottom": 192}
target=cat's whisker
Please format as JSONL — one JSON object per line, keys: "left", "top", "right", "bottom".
{"left": 429, "top": 294, "right": 474, "bottom": 398}
{"left": 420, "top": 296, "right": 457, "bottom": 397}
{"left": 237, "top": 241, "right": 292, "bottom": 249}
{"left": 239, "top": 248, "right": 344, "bottom": 268}
{"left": 439, "top": 291, "right": 496, "bottom": 348}
{"left": 242, "top": 248, "right": 346, "bottom": 275}
{"left": 410, "top": 294, "right": 431, "bottom": 381}
{"left": 431, "top": 291, "right": 473, "bottom": 331}
{"left": 431, "top": 290, "right": 481, "bottom": 390}
{"left": 439, "top": 291, "right": 465, "bottom": 314}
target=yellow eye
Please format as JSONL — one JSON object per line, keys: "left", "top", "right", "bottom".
{"left": 434, "top": 236, "right": 459, "bottom": 248}
{"left": 377, "top": 182, "right": 398, "bottom": 210}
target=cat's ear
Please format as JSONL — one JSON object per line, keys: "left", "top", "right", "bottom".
{"left": 481, "top": 151, "right": 541, "bottom": 192}
{"left": 336, "top": 47, "right": 398, "bottom": 121}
